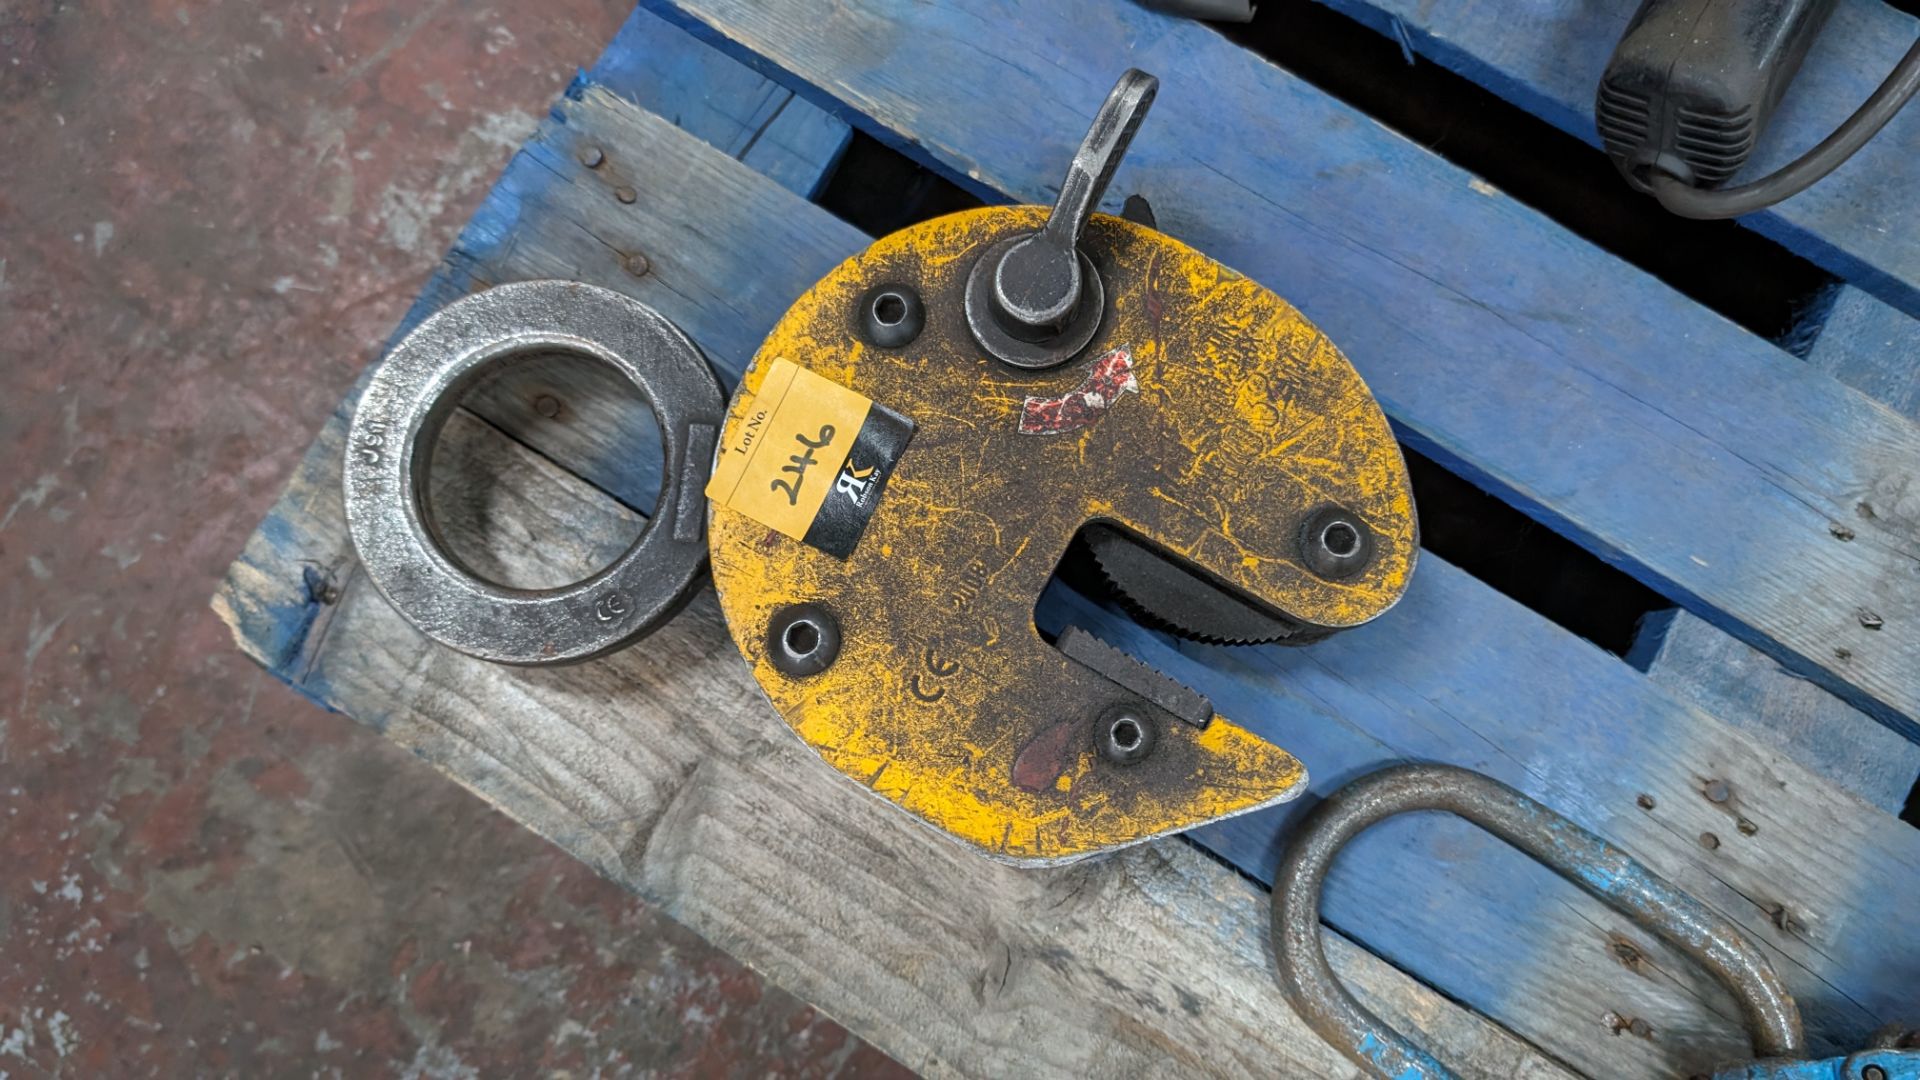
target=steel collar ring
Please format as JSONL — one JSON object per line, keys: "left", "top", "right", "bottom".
{"left": 343, "top": 280, "right": 724, "bottom": 665}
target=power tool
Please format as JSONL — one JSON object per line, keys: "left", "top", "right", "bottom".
{"left": 1598, "top": 0, "right": 1920, "bottom": 218}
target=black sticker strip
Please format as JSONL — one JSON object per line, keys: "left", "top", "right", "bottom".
{"left": 801, "top": 400, "right": 915, "bottom": 559}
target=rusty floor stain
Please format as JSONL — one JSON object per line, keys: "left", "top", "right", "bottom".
{"left": 0, "top": 1, "right": 913, "bottom": 1075}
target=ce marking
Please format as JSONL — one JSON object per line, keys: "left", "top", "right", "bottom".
{"left": 910, "top": 645, "right": 961, "bottom": 703}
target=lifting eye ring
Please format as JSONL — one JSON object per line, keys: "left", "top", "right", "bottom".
{"left": 1270, "top": 763, "right": 1803, "bottom": 1078}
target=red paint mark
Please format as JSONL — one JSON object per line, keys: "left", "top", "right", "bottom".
{"left": 1011, "top": 718, "right": 1082, "bottom": 792}
{"left": 1018, "top": 349, "right": 1138, "bottom": 435}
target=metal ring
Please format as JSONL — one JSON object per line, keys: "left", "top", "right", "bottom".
{"left": 1270, "top": 763, "right": 1803, "bottom": 1079}
{"left": 344, "top": 281, "right": 724, "bottom": 665}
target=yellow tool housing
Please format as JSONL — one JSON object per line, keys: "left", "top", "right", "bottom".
{"left": 707, "top": 204, "right": 1416, "bottom": 865}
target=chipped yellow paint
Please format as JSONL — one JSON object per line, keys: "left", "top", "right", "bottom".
{"left": 709, "top": 206, "right": 1416, "bottom": 865}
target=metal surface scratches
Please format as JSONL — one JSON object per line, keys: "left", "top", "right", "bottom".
{"left": 707, "top": 70, "right": 1416, "bottom": 865}
{"left": 705, "top": 202, "right": 1417, "bottom": 864}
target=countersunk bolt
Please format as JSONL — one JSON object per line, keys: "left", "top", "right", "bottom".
{"left": 1858, "top": 608, "right": 1885, "bottom": 631}
{"left": 533, "top": 394, "right": 562, "bottom": 419}
{"left": 578, "top": 145, "right": 606, "bottom": 169}
{"left": 1864, "top": 1064, "right": 1888, "bottom": 1080}
{"left": 614, "top": 185, "right": 638, "bottom": 204}
{"left": 623, "top": 252, "right": 651, "bottom": 277}
{"left": 1097, "top": 709, "right": 1157, "bottom": 766}
{"left": 766, "top": 603, "right": 842, "bottom": 678}
{"left": 858, "top": 283, "right": 926, "bottom": 349}
{"left": 1699, "top": 832, "right": 1720, "bottom": 850}
{"left": 1298, "top": 505, "right": 1373, "bottom": 581}
{"left": 1703, "top": 778, "right": 1730, "bottom": 804}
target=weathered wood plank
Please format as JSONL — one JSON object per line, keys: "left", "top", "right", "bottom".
{"left": 1627, "top": 608, "right": 1920, "bottom": 813}
{"left": 651, "top": 0, "right": 1920, "bottom": 737}
{"left": 1308, "top": 0, "right": 1920, "bottom": 318}
{"left": 217, "top": 86, "right": 1571, "bottom": 1079}
{"left": 636, "top": 740, "right": 1566, "bottom": 1079}
{"left": 583, "top": 7, "right": 851, "bottom": 199}
{"left": 319, "top": 481, "right": 1570, "bottom": 1078}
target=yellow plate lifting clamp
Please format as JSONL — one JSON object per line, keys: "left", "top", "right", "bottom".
{"left": 706, "top": 71, "right": 1418, "bottom": 865}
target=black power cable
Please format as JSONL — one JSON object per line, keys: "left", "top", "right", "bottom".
{"left": 1651, "top": 37, "right": 1920, "bottom": 219}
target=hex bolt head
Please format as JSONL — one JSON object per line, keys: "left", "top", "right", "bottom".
{"left": 767, "top": 603, "right": 842, "bottom": 678}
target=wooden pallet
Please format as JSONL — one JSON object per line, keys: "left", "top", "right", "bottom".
{"left": 214, "top": 4, "right": 1920, "bottom": 1076}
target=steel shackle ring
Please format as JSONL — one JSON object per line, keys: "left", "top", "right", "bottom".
{"left": 343, "top": 280, "right": 724, "bottom": 665}
{"left": 1270, "top": 763, "right": 1804, "bottom": 1080}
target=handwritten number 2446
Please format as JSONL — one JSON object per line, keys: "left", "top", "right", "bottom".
{"left": 770, "top": 424, "right": 836, "bottom": 506}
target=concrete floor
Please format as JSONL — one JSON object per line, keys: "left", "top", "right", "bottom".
{"left": 0, "top": 2, "right": 910, "bottom": 1075}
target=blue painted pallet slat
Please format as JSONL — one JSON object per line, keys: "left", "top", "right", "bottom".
{"left": 390, "top": 5, "right": 849, "bottom": 351}
{"left": 365, "top": 5, "right": 855, "bottom": 515}
{"left": 1628, "top": 607, "right": 1920, "bottom": 813}
{"left": 1032, "top": 559, "right": 1920, "bottom": 1059}
{"left": 649, "top": 0, "right": 1920, "bottom": 740}
{"left": 580, "top": 8, "right": 851, "bottom": 199}
{"left": 1806, "top": 286, "right": 1920, "bottom": 422}
{"left": 1310, "top": 0, "right": 1920, "bottom": 320}
{"left": 1631, "top": 284, "right": 1920, "bottom": 814}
